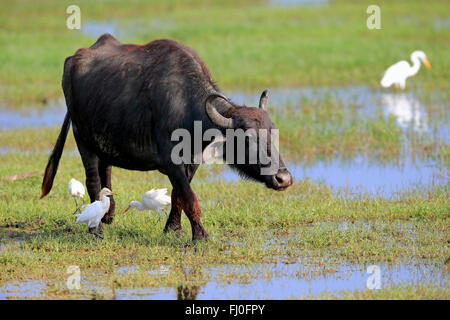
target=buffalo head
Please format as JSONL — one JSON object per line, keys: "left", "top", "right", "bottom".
{"left": 205, "top": 89, "right": 293, "bottom": 191}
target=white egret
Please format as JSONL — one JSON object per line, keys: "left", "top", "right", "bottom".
{"left": 380, "top": 50, "right": 431, "bottom": 89}
{"left": 75, "top": 187, "right": 118, "bottom": 237}
{"left": 68, "top": 178, "right": 85, "bottom": 214}
{"left": 123, "top": 188, "right": 171, "bottom": 221}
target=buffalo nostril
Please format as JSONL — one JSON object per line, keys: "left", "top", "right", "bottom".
{"left": 275, "top": 175, "right": 284, "bottom": 185}
{"left": 275, "top": 172, "right": 291, "bottom": 186}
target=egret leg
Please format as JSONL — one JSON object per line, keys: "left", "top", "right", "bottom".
{"left": 94, "top": 232, "right": 104, "bottom": 240}
{"left": 156, "top": 209, "right": 162, "bottom": 223}
{"left": 87, "top": 224, "right": 103, "bottom": 239}
{"left": 73, "top": 197, "right": 86, "bottom": 215}
{"left": 87, "top": 230, "right": 103, "bottom": 240}
{"left": 162, "top": 208, "right": 169, "bottom": 218}
{"left": 72, "top": 198, "right": 81, "bottom": 215}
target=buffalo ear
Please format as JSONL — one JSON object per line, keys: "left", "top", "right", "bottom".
{"left": 259, "top": 89, "right": 269, "bottom": 110}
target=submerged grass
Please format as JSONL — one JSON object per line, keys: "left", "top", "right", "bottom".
{"left": 315, "top": 284, "right": 449, "bottom": 300}
{"left": 1, "top": 100, "right": 448, "bottom": 164}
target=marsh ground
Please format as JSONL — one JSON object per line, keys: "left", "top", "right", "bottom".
{"left": 0, "top": 0, "right": 449, "bottom": 299}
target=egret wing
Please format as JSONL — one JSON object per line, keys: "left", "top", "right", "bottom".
{"left": 157, "top": 194, "right": 171, "bottom": 206}
{"left": 142, "top": 188, "right": 170, "bottom": 209}
{"left": 142, "top": 194, "right": 159, "bottom": 210}
{"left": 73, "top": 180, "right": 85, "bottom": 197}
{"left": 381, "top": 60, "right": 409, "bottom": 87}
{"left": 144, "top": 188, "right": 167, "bottom": 198}
{"left": 76, "top": 201, "right": 102, "bottom": 224}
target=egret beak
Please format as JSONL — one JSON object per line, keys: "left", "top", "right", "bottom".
{"left": 123, "top": 205, "right": 130, "bottom": 214}
{"left": 112, "top": 192, "right": 119, "bottom": 196}
{"left": 423, "top": 58, "right": 431, "bottom": 70}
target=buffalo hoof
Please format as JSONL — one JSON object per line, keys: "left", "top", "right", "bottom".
{"left": 192, "top": 228, "right": 208, "bottom": 241}
{"left": 163, "top": 221, "right": 182, "bottom": 233}
{"left": 102, "top": 210, "right": 115, "bottom": 224}
{"left": 102, "top": 215, "right": 114, "bottom": 224}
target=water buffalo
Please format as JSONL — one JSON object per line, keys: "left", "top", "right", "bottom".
{"left": 41, "top": 34, "right": 293, "bottom": 240}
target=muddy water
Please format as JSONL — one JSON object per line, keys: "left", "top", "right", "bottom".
{"left": 0, "top": 261, "right": 446, "bottom": 299}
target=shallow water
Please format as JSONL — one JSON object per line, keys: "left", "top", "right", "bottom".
{"left": 1, "top": 86, "right": 447, "bottom": 196}
{"left": 201, "top": 86, "right": 448, "bottom": 196}
{"left": 1, "top": 261, "right": 445, "bottom": 299}
{"left": 0, "top": 104, "right": 65, "bottom": 129}
{"left": 228, "top": 86, "right": 448, "bottom": 137}
{"left": 81, "top": 21, "right": 121, "bottom": 39}
{"left": 1, "top": 86, "right": 446, "bottom": 135}
{"left": 434, "top": 18, "right": 450, "bottom": 30}
{"left": 206, "top": 155, "right": 448, "bottom": 198}
{"left": 81, "top": 19, "right": 176, "bottom": 39}
{"left": 0, "top": 280, "right": 46, "bottom": 299}
{"left": 174, "top": 262, "right": 446, "bottom": 299}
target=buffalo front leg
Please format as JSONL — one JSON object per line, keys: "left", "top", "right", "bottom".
{"left": 164, "top": 165, "right": 199, "bottom": 233}
{"left": 168, "top": 166, "right": 207, "bottom": 241}
{"left": 99, "top": 162, "right": 115, "bottom": 224}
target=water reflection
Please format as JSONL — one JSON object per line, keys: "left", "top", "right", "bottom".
{"left": 382, "top": 93, "right": 427, "bottom": 132}
{"left": 227, "top": 86, "right": 439, "bottom": 133}
{"left": 190, "top": 262, "right": 446, "bottom": 299}
{"left": 228, "top": 86, "right": 379, "bottom": 115}
{"left": 0, "top": 258, "right": 446, "bottom": 299}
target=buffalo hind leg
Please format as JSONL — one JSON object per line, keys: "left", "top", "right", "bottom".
{"left": 77, "top": 141, "right": 103, "bottom": 235}
{"left": 168, "top": 166, "right": 207, "bottom": 241}
{"left": 99, "top": 162, "right": 115, "bottom": 224}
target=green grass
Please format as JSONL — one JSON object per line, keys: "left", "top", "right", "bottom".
{"left": 0, "top": 0, "right": 449, "bottom": 299}
{"left": 1, "top": 0, "right": 449, "bottom": 107}
{"left": 0, "top": 152, "right": 449, "bottom": 298}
